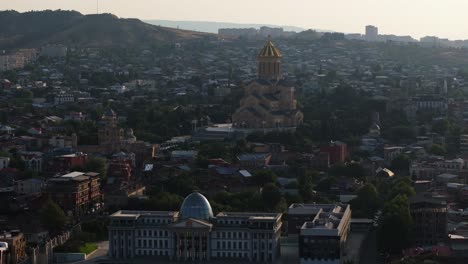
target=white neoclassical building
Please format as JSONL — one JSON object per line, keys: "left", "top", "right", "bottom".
{"left": 108, "top": 192, "right": 282, "bottom": 262}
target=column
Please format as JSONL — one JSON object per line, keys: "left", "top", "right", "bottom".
{"left": 176, "top": 233, "right": 180, "bottom": 261}
{"left": 192, "top": 233, "right": 195, "bottom": 261}
{"left": 184, "top": 233, "right": 188, "bottom": 260}
{"left": 108, "top": 230, "right": 113, "bottom": 257}
{"left": 207, "top": 233, "right": 211, "bottom": 261}
{"left": 199, "top": 233, "right": 202, "bottom": 261}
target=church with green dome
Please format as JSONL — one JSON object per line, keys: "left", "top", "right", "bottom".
{"left": 108, "top": 192, "right": 282, "bottom": 262}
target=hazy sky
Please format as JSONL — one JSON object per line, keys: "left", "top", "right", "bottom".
{"left": 2, "top": 0, "right": 468, "bottom": 40}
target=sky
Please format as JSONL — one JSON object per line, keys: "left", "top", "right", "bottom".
{"left": 2, "top": 0, "right": 468, "bottom": 40}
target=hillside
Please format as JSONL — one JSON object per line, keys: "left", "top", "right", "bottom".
{"left": 0, "top": 10, "right": 212, "bottom": 49}
{"left": 145, "top": 20, "right": 306, "bottom": 34}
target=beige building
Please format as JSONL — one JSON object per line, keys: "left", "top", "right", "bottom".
{"left": 108, "top": 192, "right": 282, "bottom": 262}
{"left": 232, "top": 39, "right": 303, "bottom": 130}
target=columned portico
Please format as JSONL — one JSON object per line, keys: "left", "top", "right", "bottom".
{"left": 171, "top": 218, "right": 212, "bottom": 261}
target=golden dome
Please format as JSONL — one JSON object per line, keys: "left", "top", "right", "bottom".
{"left": 257, "top": 40, "right": 282, "bottom": 58}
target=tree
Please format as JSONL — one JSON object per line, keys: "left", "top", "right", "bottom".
{"left": 391, "top": 154, "right": 411, "bottom": 173}
{"left": 166, "top": 173, "right": 196, "bottom": 197}
{"left": 298, "top": 171, "right": 317, "bottom": 202}
{"left": 40, "top": 199, "right": 67, "bottom": 233}
{"left": 315, "top": 176, "right": 337, "bottom": 192}
{"left": 261, "top": 183, "right": 282, "bottom": 211}
{"left": 378, "top": 194, "right": 413, "bottom": 253}
{"left": 432, "top": 119, "right": 449, "bottom": 135}
{"left": 385, "top": 126, "right": 415, "bottom": 143}
{"left": 252, "top": 170, "right": 277, "bottom": 187}
{"left": 346, "top": 163, "right": 366, "bottom": 180}
{"left": 350, "top": 183, "right": 380, "bottom": 218}
{"left": 85, "top": 157, "right": 107, "bottom": 179}
{"left": 428, "top": 144, "right": 446, "bottom": 156}
{"left": 388, "top": 178, "right": 415, "bottom": 200}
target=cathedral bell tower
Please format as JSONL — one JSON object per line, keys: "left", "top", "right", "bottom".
{"left": 257, "top": 36, "right": 282, "bottom": 81}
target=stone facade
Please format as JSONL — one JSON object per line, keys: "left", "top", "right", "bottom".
{"left": 108, "top": 192, "right": 282, "bottom": 262}
{"left": 232, "top": 40, "right": 303, "bottom": 130}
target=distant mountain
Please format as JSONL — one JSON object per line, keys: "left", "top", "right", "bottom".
{"left": 145, "top": 20, "right": 306, "bottom": 34}
{"left": 0, "top": 10, "right": 211, "bottom": 49}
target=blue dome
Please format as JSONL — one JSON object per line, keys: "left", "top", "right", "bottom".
{"left": 179, "top": 192, "right": 213, "bottom": 220}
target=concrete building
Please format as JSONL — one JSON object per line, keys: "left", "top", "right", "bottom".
{"left": 15, "top": 178, "right": 44, "bottom": 195}
{"left": 320, "top": 141, "right": 347, "bottom": 165}
{"left": 0, "top": 157, "right": 10, "bottom": 170}
{"left": 46, "top": 171, "right": 102, "bottom": 216}
{"left": 365, "top": 25, "right": 378, "bottom": 41}
{"left": 54, "top": 93, "right": 75, "bottom": 105}
{"left": 108, "top": 192, "right": 282, "bottom": 262}
{"left": 288, "top": 204, "right": 351, "bottom": 264}
{"left": 409, "top": 193, "right": 448, "bottom": 246}
{"left": 461, "top": 134, "right": 468, "bottom": 156}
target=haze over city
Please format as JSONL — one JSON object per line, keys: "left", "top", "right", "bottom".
{"left": 4, "top": 1, "right": 468, "bottom": 264}
{"left": 2, "top": 0, "right": 468, "bottom": 40}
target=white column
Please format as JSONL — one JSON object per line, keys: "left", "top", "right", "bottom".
{"left": 176, "top": 233, "right": 180, "bottom": 261}
{"left": 207, "top": 232, "right": 211, "bottom": 261}
{"left": 184, "top": 234, "right": 188, "bottom": 260}
{"left": 192, "top": 233, "right": 195, "bottom": 261}
{"left": 199, "top": 233, "right": 203, "bottom": 260}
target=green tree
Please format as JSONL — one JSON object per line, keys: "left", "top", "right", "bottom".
{"left": 432, "top": 119, "right": 449, "bottom": 135}
{"left": 298, "top": 171, "right": 317, "bottom": 202}
{"left": 252, "top": 170, "right": 277, "bottom": 187}
{"left": 378, "top": 194, "right": 413, "bottom": 253}
{"left": 428, "top": 144, "right": 446, "bottom": 156}
{"left": 388, "top": 178, "right": 415, "bottom": 200}
{"left": 350, "top": 183, "right": 380, "bottom": 218}
{"left": 346, "top": 163, "right": 366, "bottom": 180}
{"left": 391, "top": 154, "right": 411, "bottom": 173}
{"left": 261, "top": 183, "right": 282, "bottom": 211}
{"left": 85, "top": 157, "right": 107, "bottom": 179}
{"left": 40, "top": 200, "right": 67, "bottom": 233}
{"left": 315, "top": 176, "right": 337, "bottom": 192}
{"left": 166, "top": 173, "right": 196, "bottom": 196}
{"left": 385, "top": 126, "right": 415, "bottom": 143}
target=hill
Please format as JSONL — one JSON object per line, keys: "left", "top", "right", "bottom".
{"left": 145, "top": 20, "right": 307, "bottom": 34}
{"left": 0, "top": 10, "right": 212, "bottom": 49}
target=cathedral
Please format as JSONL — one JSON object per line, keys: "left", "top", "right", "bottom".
{"left": 97, "top": 109, "right": 138, "bottom": 153}
{"left": 232, "top": 39, "right": 303, "bottom": 130}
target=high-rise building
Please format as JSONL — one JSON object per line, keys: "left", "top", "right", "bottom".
{"left": 108, "top": 192, "right": 282, "bottom": 262}
{"left": 365, "top": 25, "right": 378, "bottom": 41}
{"left": 232, "top": 39, "right": 303, "bottom": 130}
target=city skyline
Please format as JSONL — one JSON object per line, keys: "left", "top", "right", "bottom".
{"left": 1, "top": 0, "right": 468, "bottom": 40}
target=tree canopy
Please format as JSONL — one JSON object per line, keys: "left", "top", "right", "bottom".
{"left": 40, "top": 199, "right": 68, "bottom": 233}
